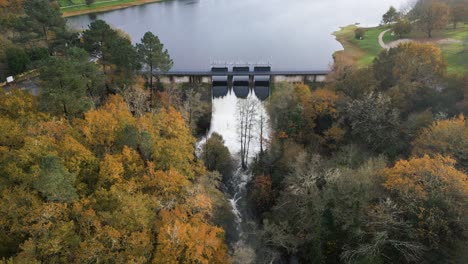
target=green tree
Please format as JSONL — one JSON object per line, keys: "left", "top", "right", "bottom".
{"left": 267, "top": 82, "right": 304, "bottom": 141}
{"left": 136, "top": 31, "right": 173, "bottom": 93}
{"left": 382, "top": 6, "right": 399, "bottom": 24}
{"left": 393, "top": 19, "right": 412, "bottom": 38}
{"left": 82, "top": 19, "right": 116, "bottom": 61}
{"left": 5, "top": 46, "right": 30, "bottom": 75}
{"left": 201, "top": 133, "right": 233, "bottom": 178}
{"left": 34, "top": 155, "right": 78, "bottom": 202}
{"left": 107, "top": 35, "right": 138, "bottom": 88}
{"left": 39, "top": 48, "right": 104, "bottom": 116}
{"left": 23, "top": 0, "right": 65, "bottom": 53}
{"left": 354, "top": 28, "right": 366, "bottom": 40}
{"left": 115, "top": 124, "right": 140, "bottom": 152}
{"left": 82, "top": 20, "right": 137, "bottom": 89}
{"left": 332, "top": 66, "right": 377, "bottom": 99}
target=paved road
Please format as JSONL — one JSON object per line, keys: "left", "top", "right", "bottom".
{"left": 1, "top": 77, "right": 39, "bottom": 96}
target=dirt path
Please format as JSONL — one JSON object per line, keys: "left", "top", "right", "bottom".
{"left": 378, "top": 29, "right": 463, "bottom": 50}
{"left": 378, "top": 29, "right": 412, "bottom": 49}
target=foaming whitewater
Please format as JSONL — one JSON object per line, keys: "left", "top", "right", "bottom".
{"left": 197, "top": 88, "right": 270, "bottom": 262}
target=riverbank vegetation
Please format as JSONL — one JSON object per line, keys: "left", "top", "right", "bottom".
{"left": 333, "top": 0, "right": 467, "bottom": 75}
{"left": 333, "top": 25, "right": 391, "bottom": 66}
{"left": 1, "top": 0, "right": 228, "bottom": 262}
{"left": 248, "top": 39, "right": 467, "bottom": 263}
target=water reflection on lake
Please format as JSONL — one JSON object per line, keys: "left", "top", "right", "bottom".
{"left": 67, "top": 0, "right": 407, "bottom": 71}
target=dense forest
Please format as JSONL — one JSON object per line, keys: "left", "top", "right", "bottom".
{"left": 1, "top": 0, "right": 227, "bottom": 263}
{"left": 1, "top": 0, "right": 467, "bottom": 263}
{"left": 247, "top": 1, "right": 468, "bottom": 262}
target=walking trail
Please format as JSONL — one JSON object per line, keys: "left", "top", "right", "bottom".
{"left": 378, "top": 29, "right": 462, "bottom": 50}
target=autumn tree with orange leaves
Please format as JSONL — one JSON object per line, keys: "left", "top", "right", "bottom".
{"left": 412, "top": 115, "right": 468, "bottom": 170}
{"left": 0, "top": 92, "right": 229, "bottom": 263}
{"left": 384, "top": 155, "right": 468, "bottom": 255}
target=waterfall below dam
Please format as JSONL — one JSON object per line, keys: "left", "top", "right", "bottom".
{"left": 197, "top": 88, "right": 270, "bottom": 262}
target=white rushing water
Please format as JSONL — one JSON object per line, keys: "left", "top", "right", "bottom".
{"left": 198, "top": 88, "right": 270, "bottom": 260}
{"left": 209, "top": 90, "right": 270, "bottom": 155}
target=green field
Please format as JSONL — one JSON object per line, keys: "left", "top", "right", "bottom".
{"left": 441, "top": 25, "right": 468, "bottom": 75}
{"left": 333, "top": 25, "right": 389, "bottom": 66}
{"left": 443, "top": 24, "right": 468, "bottom": 40}
{"left": 441, "top": 42, "right": 467, "bottom": 75}
{"left": 334, "top": 24, "right": 467, "bottom": 75}
{"left": 349, "top": 26, "right": 389, "bottom": 65}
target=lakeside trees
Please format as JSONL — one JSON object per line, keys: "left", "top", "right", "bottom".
{"left": 250, "top": 38, "right": 467, "bottom": 263}
{"left": 136, "top": 32, "right": 173, "bottom": 93}
{"left": 23, "top": 0, "right": 66, "bottom": 53}
{"left": 82, "top": 20, "right": 138, "bottom": 90}
{"left": 39, "top": 47, "right": 105, "bottom": 116}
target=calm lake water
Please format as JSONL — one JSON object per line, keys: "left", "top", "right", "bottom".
{"left": 67, "top": 0, "right": 407, "bottom": 71}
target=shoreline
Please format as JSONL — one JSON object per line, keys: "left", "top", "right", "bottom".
{"left": 61, "top": 0, "right": 166, "bottom": 18}
{"left": 332, "top": 23, "right": 467, "bottom": 74}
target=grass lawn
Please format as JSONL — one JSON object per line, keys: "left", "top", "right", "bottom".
{"left": 443, "top": 24, "right": 468, "bottom": 41}
{"left": 440, "top": 24, "right": 467, "bottom": 75}
{"left": 333, "top": 24, "right": 389, "bottom": 67}
{"left": 382, "top": 30, "right": 399, "bottom": 43}
{"left": 440, "top": 42, "right": 467, "bottom": 75}
{"left": 333, "top": 24, "right": 467, "bottom": 75}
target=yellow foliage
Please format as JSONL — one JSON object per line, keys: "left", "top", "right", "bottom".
{"left": 0, "top": 88, "right": 39, "bottom": 122}
{"left": 412, "top": 115, "right": 468, "bottom": 169}
{"left": 393, "top": 42, "right": 446, "bottom": 82}
{"left": 121, "top": 146, "right": 145, "bottom": 177}
{"left": 0, "top": 86, "right": 230, "bottom": 262}
{"left": 309, "top": 88, "right": 339, "bottom": 118}
{"left": 99, "top": 154, "right": 125, "bottom": 188}
{"left": 0, "top": 116, "right": 25, "bottom": 149}
{"left": 294, "top": 83, "right": 311, "bottom": 107}
{"left": 154, "top": 206, "right": 229, "bottom": 264}
{"left": 58, "top": 135, "right": 96, "bottom": 175}
{"left": 81, "top": 95, "right": 135, "bottom": 152}
{"left": 142, "top": 163, "right": 189, "bottom": 207}
{"left": 384, "top": 155, "right": 468, "bottom": 201}
{"left": 323, "top": 125, "right": 345, "bottom": 149}
{"left": 143, "top": 107, "right": 204, "bottom": 178}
